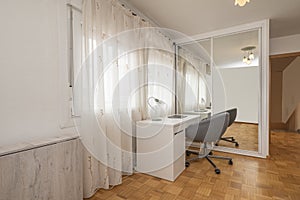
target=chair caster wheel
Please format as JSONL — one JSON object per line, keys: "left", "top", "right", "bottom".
{"left": 235, "top": 143, "right": 239, "bottom": 147}
{"left": 185, "top": 162, "right": 190, "bottom": 167}
{"left": 215, "top": 169, "right": 221, "bottom": 174}
{"left": 186, "top": 151, "right": 191, "bottom": 156}
{"left": 228, "top": 160, "right": 233, "bottom": 165}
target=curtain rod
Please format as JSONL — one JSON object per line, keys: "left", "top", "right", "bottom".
{"left": 67, "top": 2, "right": 143, "bottom": 20}
{"left": 66, "top": 3, "right": 142, "bottom": 20}
{"left": 117, "top": 0, "right": 162, "bottom": 26}
{"left": 120, "top": 3, "right": 146, "bottom": 22}
{"left": 119, "top": 2, "right": 172, "bottom": 42}
{"left": 67, "top": 3, "right": 82, "bottom": 13}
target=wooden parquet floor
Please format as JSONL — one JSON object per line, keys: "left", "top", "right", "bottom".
{"left": 218, "top": 123, "right": 258, "bottom": 151}
{"left": 87, "top": 131, "right": 300, "bottom": 200}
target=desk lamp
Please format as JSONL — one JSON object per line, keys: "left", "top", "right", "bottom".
{"left": 147, "top": 97, "right": 167, "bottom": 121}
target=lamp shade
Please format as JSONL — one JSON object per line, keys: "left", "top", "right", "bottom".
{"left": 249, "top": 52, "right": 255, "bottom": 60}
{"left": 235, "top": 0, "right": 250, "bottom": 7}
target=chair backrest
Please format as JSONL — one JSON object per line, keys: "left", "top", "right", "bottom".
{"left": 186, "top": 112, "right": 230, "bottom": 143}
{"left": 226, "top": 108, "right": 237, "bottom": 127}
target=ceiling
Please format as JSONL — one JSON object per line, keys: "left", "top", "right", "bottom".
{"left": 125, "top": 0, "right": 300, "bottom": 38}
{"left": 271, "top": 56, "right": 298, "bottom": 72}
{"left": 213, "top": 30, "right": 259, "bottom": 68}
{"left": 181, "top": 30, "right": 259, "bottom": 68}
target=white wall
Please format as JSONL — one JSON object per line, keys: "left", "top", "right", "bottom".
{"left": 218, "top": 67, "right": 259, "bottom": 123}
{"left": 270, "top": 34, "right": 300, "bottom": 55}
{"left": 0, "top": 0, "right": 81, "bottom": 147}
{"left": 282, "top": 57, "right": 300, "bottom": 123}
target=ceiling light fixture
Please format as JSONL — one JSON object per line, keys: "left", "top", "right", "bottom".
{"left": 241, "top": 46, "right": 256, "bottom": 65}
{"left": 235, "top": 0, "right": 250, "bottom": 7}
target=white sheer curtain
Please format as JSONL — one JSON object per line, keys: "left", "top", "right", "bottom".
{"left": 148, "top": 48, "right": 175, "bottom": 115}
{"left": 177, "top": 47, "right": 208, "bottom": 113}
{"left": 78, "top": 0, "right": 174, "bottom": 198}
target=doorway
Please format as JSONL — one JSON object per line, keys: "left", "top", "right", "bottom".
{"left": 269, "top": 52, "right": 300, "bottom": 146}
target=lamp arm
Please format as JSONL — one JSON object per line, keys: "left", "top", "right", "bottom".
{"left": 147, "top": 97, "right": 157, "bottom": 111}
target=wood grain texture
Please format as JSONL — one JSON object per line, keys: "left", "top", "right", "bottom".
{"left": 218, "top": 122, "right": 258, "bottom": 151}
{"left": 87, "top": 130, "right": 300, "bottom": 200}
{"left": 0, "top": 139, "right": 83, "bottom": 200}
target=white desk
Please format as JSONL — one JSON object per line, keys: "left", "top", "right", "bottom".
{"left": 184, "top": 109, "right": 211, "bottom": 118}
{"left": 136, "top": 115, "right": 201, "bottom": 181}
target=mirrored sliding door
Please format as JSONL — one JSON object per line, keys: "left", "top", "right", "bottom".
{"left": 212, "top": 29, "right": 260, "bottom": 152}
{"left": 175, "top": 20, "right": 269, "bottom": 157}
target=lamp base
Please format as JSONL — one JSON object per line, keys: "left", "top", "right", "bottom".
{"left": 151, "top": 118, "right": 162, "bottom": 121}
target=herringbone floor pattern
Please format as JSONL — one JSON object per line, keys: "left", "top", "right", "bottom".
{"left": 87, "top": 131, "right": 300, "bottom": 200}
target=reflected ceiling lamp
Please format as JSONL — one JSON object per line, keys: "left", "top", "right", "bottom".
{"left": 235, "top": 0, "right": 250, "bottom": 7}
{"left": 241, "top": 46, "right": 256, "bottom": 65}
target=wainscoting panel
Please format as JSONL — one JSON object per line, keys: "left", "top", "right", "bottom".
{"left": 0, "top": 138, "right": 82, "bottom": 200}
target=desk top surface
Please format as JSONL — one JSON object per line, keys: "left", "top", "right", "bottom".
{"left": 183, "top": 109, "right": 211, "bottom": 115}
{"left": 136, "top": 114, "right": 201, "bottom": 126}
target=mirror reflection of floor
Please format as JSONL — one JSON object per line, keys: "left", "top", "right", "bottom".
{"left": 218, "top": 122, "right": 258, "bottom": 151}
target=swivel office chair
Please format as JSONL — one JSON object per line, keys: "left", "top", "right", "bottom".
{"left": 220, "top": 108, "right": 239, "bottom": 147}
{"left": 185, "top": 113, "right": 233, "bottom": 174}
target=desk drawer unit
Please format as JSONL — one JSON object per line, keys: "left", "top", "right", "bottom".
{"left": 136, "top": 124, "right": 185, "bottom": 181}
